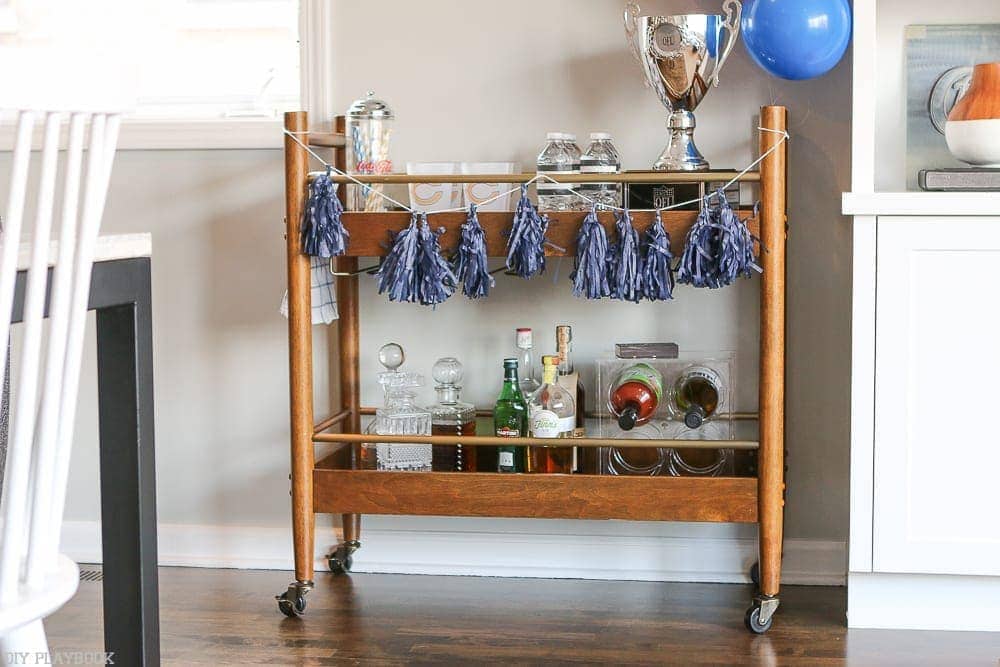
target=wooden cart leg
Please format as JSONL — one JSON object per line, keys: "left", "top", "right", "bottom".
{"left": 332, "top": 255, "right": 362, "bottom": 573}
{"left": 277, "top": 110, "right": 316, "bottom": 617}
{"left": 748, "top": 105, "right": 787, "bottom": 634}
{"left": 332, "top": 114, "right": 363, "bottom": 573}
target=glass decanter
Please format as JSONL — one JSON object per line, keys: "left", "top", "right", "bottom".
{"left": 426, "top": 357, "right": 478, "bottom": 472}
{"left": 370, "top": 343, "right": 432, "bottom": 471}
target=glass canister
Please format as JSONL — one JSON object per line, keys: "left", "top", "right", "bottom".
{"left": 346, "top": 91, "right": 394, "bottom": 212}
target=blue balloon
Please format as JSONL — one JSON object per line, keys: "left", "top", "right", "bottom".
{"left": 741, "top": 0, "right": 852, "bottom": 81}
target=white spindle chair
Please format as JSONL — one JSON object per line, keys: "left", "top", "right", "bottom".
{"left": 0, "top": 109, "right": 120, "bottom": 662}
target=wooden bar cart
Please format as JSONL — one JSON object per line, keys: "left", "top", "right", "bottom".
{"left": 277, "top": 106, "right": 788, "bottom": 634}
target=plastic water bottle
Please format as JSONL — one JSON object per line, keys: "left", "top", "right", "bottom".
{"left": 536, "top": 132, "right": 577, "bottom": 211}
{"left": 563, "top": 133, "right": 585, "bottom": 210}
{"left": 580, "top": 132, "right": 622, "bottom": 209}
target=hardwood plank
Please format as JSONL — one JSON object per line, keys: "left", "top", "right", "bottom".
{"left": 337, "top": 209, "right": 758, "bottom": 258}
{"left": 46, "top": 567, "right": 1000, "bottom": 666}
{"left": 313, "top": 470, "right": 758, "bottom": 522}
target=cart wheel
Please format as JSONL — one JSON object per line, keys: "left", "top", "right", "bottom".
{"left": 744, "top": 605, "right": 772, "bottom": 634}
{"left": 276, "top": 591, "right": 306, "bottom": 617}
{"left": 328, "top": 541, "right": 359, "bottom": 574}
{"left": 328, "top": 552, "right": 353, "bottom": 574}
{"left": 749, "top": 561, "right": 760, "bottom": 586}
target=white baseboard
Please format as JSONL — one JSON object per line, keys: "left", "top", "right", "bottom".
{"left": 61, "top": 520, "right": 845, "bottom": 586}
{"left": 849, "top": 572, "right": 1000, "bottom": 631}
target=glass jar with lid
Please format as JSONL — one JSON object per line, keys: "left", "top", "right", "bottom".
{"left": 346, "top": 91, "right": 394, "bottom": 212}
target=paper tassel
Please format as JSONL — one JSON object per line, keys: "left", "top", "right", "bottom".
{"left": 608, "top": 209, "right": 643, "bottom": 303}
{"left": 505, "top": 184, "right": 548, "bottom": 278}
{"left": 677, "top": 191, "right": 761, "bottom": 288}
{"left": 377, "top": 213, "right": 455, "bottom": 305}
{"left": 376, "top": 213, "right": 419, "bottom": 302}
{"left": 641, "top": 211, "right": 675, "bottom": 301}
{"left": 452, "top": 204, "right": 494, "bottom": 299}
{"left": 301, "top": 168, "right": 349, "bottom": 258}
{"left": 570, "top": 206, "right": 611, "bottom": 299}
{"left": 416, "top": 215, "right": 457, "bottom": 306}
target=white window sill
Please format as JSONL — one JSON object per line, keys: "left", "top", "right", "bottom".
{"left": 1, "top": 117, "right": 287, "bottom": 151}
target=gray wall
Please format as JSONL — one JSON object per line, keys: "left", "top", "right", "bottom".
{"left": 3, "top": 0, "right": 851, "bottom": 552}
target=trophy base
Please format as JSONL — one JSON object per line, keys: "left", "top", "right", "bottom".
{"left": 653, "top": 111, "right": 710, "bottom": 171}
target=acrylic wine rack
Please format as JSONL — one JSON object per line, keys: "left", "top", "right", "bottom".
{"left": 277, "top": 107, "right": 788, "bottom": 633}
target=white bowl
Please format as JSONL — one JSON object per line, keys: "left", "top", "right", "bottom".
{"left": 945, "top": 119, "right": 1000, "bottom": 167}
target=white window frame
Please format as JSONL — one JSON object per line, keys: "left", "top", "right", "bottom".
{"left": 119, "top": 0, "right": 303, "bottom": 150}
{"left": 1, "top": 0, "right": 315, "bottom": 150}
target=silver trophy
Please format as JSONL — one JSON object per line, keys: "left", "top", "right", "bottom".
{"left": 624, "top": 1, "right": 742, "bottom": 171}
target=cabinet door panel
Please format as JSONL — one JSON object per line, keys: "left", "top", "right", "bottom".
{"left": 874, "top": 217, "right": 1000, "bottom": 575}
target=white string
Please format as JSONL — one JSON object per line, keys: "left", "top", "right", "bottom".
{"left": 283, "top": 126, "right": 789, "bottom": 215}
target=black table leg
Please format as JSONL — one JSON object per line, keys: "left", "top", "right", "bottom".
{"left": 95, "top": 259, "right": 160, "bottom": 666}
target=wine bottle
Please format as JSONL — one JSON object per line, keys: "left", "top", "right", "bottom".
{"left": 608, "top": 362, "right": 663, "bottom": 430}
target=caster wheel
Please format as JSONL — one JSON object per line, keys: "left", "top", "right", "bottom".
{"left": 749, "top": 562, "right": 760, "bottom": 586}
{"left": 328, "top": 552, "right": 353, "bottom": 574}
{"left": 744, "top": 605, "right": 773, "bottom": 634}
{"left": 328, "top": 542, "right": 358, "bottom": 574}
{"left": 276, "top": 591, "right": 306, "bottom": 617}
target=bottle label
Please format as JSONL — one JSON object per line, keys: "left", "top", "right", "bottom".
{"left": 683, "top": 365, "right": 723, "bottom": 388}
{"left": 529, "top": 410, "right": 575, "bottom": 438}
{"left": 499, "top": 451, "right": 515, "bottom": 468}
{"left": 496, "top": 426, "right": 521, "bottom": 438}
{"left": 580, "top": 164, "right": 619, "bottom": 173}
{"left": 616, "top": 363, "right": 664, "bottom": 401}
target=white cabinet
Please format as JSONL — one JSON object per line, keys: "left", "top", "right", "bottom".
{"left": 873, "top": 217, "right": 1000, "bottom": 577}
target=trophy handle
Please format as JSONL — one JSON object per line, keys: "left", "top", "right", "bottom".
{"left": 708, "top": 0, "right": 742, "bottom": 87}
{"left": 623, "top": 2, "right": 643, "bottom": 63}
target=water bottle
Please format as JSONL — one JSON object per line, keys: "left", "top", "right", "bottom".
{"left": 580, "top": 132, "right": 622, "bottom": 209}
{"left": 563, "top": 133, "right": 585, "bottom": 210}
{"left": 536, "top": 132, "right": 577, "bottom": 211}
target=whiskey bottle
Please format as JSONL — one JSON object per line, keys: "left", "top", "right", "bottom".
{"left": 673, "top": 365, "right": 722, "bottom": 428}
{"left": 527, "top": 355, "right": 576, "bottom": 474}
{"left": 608, "top": 362, "right": 663, "bottom": 431}
{"left": 494, "top": 358, "right": 528, "bottom": 473}
{"left": 427, "top": 357, "right": 477, "bottom": 472}
{"left": 515, "top": 328, "right": 541, "bottom": 396}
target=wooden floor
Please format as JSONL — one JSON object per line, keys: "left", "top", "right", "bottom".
{"left": 47, "top": 567, "right": 1000, "bottom": 665}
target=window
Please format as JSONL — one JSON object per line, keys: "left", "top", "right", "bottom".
{"left": 0, "top": 0, "right": 300, "bottom": 148}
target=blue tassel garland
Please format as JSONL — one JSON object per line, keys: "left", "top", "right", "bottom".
{"left": 301, "top": 168, "right": 349, "bottom": 258}
{"left": 677, "top": 191, "right": 761, "bottom": 288}
{"left": 452, "top": 204, "right": 494, "bottom": 299}
{"left": 640, "top": 211, "right": 675, "bottom": 301}
{"left": 570, "top": 206, "right": 611, "bottom": 299}
{"left": 505, "top": 184, "right": 548, "bottom": 278}
{"left": 377, "top": 213, "right": 456, "bottom": 306}
{"left": 608, "top": 209, "right": 643, "bottom": 303}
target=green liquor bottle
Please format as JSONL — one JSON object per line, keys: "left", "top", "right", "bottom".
{"left": 494, "top": 358, "right": 528, "bottom": 473}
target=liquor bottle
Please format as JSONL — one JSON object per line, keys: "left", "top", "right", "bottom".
{"left": 555, "top": 325, "right": 586, "bottom": 436}
{"left": 426, "top": 357, "right": 477, "bottom": 472}
{"left": 527, "top": 355, "right": 576, "bottom": 474}
{"left": 673, "top": 365, "right": 722, "bottom": 428}
{"left": 515, "top": 328, "right": 541, "bottom": 396}
{"left": 556, "top": 324, "right": 589, "bottom": 472}
{"left": 608, "top": 362, "right": 664, "bottom": 431}
{"left": 494, "top": 358, "right": 528, "bottom": 473}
